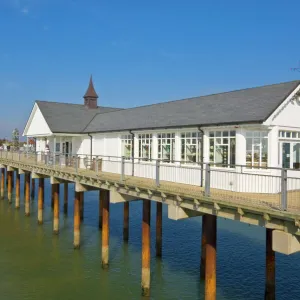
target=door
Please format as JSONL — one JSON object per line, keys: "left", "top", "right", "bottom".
{"left": 282, "top": 143, "right": 291, "bottom": 168}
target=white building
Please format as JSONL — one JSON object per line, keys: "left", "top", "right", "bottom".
{"left": 23, "top": 77, "right": 300, "bottom": 193}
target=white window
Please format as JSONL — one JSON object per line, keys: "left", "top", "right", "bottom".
{"left": 279, "top": 130, "right": 300, "bottom": 139}
{"left": 181, "top": 132, "right": 202, "bottom": 163}
{"left": 157, "top": 133, "right": 175, "bottom": 162}
{"left": 209, "top": 131, "right": 236, "bottom": 167}
{"left": 121, "top": 135, "right": 132, "bottom": 159}
{"left": 138, "top": 134, "right": 152, "bottom": 161}
{"left": 246, "top": 131, "right": 268, "bottom": 168}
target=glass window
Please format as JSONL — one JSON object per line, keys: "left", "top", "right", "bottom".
{"left": 158, "top": 133, "right": 175, "bottom": 163}
{"left": 55, "top": 143, "right": 60, "bottom": 152}
{"left": 138, "top": 134, "right": 152, "bottom": 161}
{"left": 246, "top": 131, "right": 268, "bottom": 168}
{"left": 209, "top": 130, "right": 235, "bottom": 167}
{"left": 121, "top": 135, "right": 132, "bottom": 160}
{"left": 181, "top": 132, "right": 202, "bottom": 164}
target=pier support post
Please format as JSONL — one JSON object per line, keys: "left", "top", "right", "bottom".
{"left": 80, "top": 192, "right": 84, "bottom": 221}
{"left": 201, "top": 214, "right": 207, "bottom": 280}
{"left": 31, "top": 178, "right": 35, "bottom": 200}
{"left": 123, "top": 202, "right": 129, "bottom": 242}
{"left": 265, "top": 228, "right": 275, "bottom": 300}
{"left": 51, "top": 184, "right": 54, "bottom": 209}
{"left": 53, "top": 183, "right": 59, "bottom": 234}
{"left": 205, "top": 214, "right": 217, "bottom": 300}
{"left": 12, "top": 171, "right": 14, "bottom": 188}
{"left": 7, "top": 171, "right": 12, "bottom": 203}
{"left": 15, "top": 171, "right": 20, "bottom": 209}
{"left": 74, "top": 191, "right": 81, "bottom": 249}
{"left": 141, "top": 199, "right": 151, "bottom": 297}
{"left": 64, "top": 183, "right": 68, "bottom": 214}
{"left": 99, "top": 191, "right": 103, "bottom": 229}
{"left": 156, "top": 202, "right": 162, "bottom": 257}
{"left": 0, "top": 168, "right": 4, "bottom": 200}
{"left": 38, "top": 178, "right": 44, "bottom": 224}
{"left": 25, "top": 172, "right": 30, "bottom": 216}
{"left": 102, "top": 189, "right": 110, "bottom": 268}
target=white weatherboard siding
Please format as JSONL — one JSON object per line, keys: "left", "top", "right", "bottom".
{"left": 25, "top": 105, "right": 52, "bottom": 137}
{"left": 101, "top": 134, "right": 121, "bottom": 174}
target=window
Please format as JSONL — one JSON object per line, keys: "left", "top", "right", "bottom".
{"left": 279, "top": 130, "right": 300, "bottom": 139}
{"left": 209, "top": 131, "right": 236, "bottom": 167}
{"left": 138, "top": 134, "right": 152, "bottom": 161}
{"left": 181, "top": 132, "right": 202, "bottom": 163}
{"left": 55, "top": 143, "right": 60, "bottom": 152}
{"left": 158, "top": 133, "right": 175, "bottom": 162}
{"left": 121, "top": 135, "right": 132, "bottom": 159}
{"left": 246, "top": 131, "right": 268, "bottom": 168}
{"left": 281, "top": 142, "right": 300, "bottom": 169}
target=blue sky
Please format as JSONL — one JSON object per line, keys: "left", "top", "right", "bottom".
{"left": 0, "top": 0, "right": 299, "bottom": 138}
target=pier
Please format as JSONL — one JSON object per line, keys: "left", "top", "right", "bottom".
{"left": 1, "top": 150, "right": 300, "bottom": 299}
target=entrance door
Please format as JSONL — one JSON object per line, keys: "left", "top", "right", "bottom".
{"left": 282, "top": 143, "right": 291, "bottom": 168}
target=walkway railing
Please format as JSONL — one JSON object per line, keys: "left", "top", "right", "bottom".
{"left": 1, "top": 150, "right": 300, "bottom": 213}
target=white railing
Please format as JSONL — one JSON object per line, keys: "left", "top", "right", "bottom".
{"left": 1, "top": 150, "right": 300, "bottom": 212}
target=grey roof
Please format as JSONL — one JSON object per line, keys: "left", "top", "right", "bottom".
{"left": 83, "top": 80, "right": 300, "bottom": 133}
{"left": 36, "top": 101, "right": 123, "bottom": 133}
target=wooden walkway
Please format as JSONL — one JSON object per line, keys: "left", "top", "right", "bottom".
{"left": 1, "top": 154, "right": 300, "bottom": 217}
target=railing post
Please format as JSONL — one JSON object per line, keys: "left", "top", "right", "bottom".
{"left": 205, "top": 163, "right": 211, "bottom": 197}
{"left": 18, "top": 150, "right": 20, "bottom": 161}
{"left": 156, "top": 160, "right": 160, "bottom": 187}
{"left": 95, "top": 156, "right": 99, "bottom": 173}
{"left": 75, "top": 155, "right": 78, "bottom": 173}
{"left": 121, "top": 156, "right": 125, "bottom": 182}
{"left": 281, "top": 169, "right": 287, "bottom": 211}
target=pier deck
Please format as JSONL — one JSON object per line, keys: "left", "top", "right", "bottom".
{"left": 1, "top": 152, "right": 300, "bottom": 235}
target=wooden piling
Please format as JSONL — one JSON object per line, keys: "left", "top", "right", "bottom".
{"left": 200, "top": 214, "right": 207, "bottom": 280}
{"left": 265, "top": 228, "right": 275, "bottom": 300}
{"left": 7, "top": 171, "right": 12, "bottom": 203}
{"left": 102, "top": 189, "right": 110, "bottom": 268}
{"left": 156, "top": 202, "right": 162, "bottom": 257}
{"left": 12, "top": 171, "right": 14, "bottom": 188}
{"left": 123, "top": 201, "right": 129, "bottom": 242}
{"left": 25, "top": 173, "right": 30, "bottom": 216}
{"left": 0, "top": 168, "right": 4, "bottom": 200}
{"left": 64, "top": 183, "right": 68, "bottom": 214}
{"left": 74, "top": 191, "right": 81, "bottom": 249}
{"left": 53, "top": 184, "right": 59, "bottom": 234}
{"left": 31, "top": 178, "right": 35, "bottom": 200}
{"left": 51, "top": 184, "right": 54, "bottom": 209}
{"left": 141, "top": 199, "right": 151, "bottom": 297}
{"left": 38, "top": 178, "right": 44, "bottom": 224}
{"left": 204, "top": 214, "right": 217, "bottom": 300}
{"left": 15, "top": 171, "right": 20, "bottom": 209}
{"left": 80, "top": 192, "right": 84, "bottom": 221}
{"left": 99, "top": 190, "right": 103, "bottom": 229}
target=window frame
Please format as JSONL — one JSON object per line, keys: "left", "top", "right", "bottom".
{"left": 157, "top": 133, "right": 175, "bottom": 163}
{"left": 180, "top": 131, "right": 203, "bottom": 164}
{"left": 245, "top": 131, "right": 268, "bottom": 168}
{"left": 121, "top": 134, "right": 133, "bottom": 160}
{"left": 209, "top": 130, "right": 236, "bottom": 168}
{"left": 138, "top": 134, "right": 152, "bottom": 161}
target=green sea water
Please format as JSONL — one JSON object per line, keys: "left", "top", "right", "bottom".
{"left": 0, "top": 177, "right": 299, "bottom": 300}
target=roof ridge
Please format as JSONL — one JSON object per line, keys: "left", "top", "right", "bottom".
{"left": 86, "top": 79, "right": 300, "bottom": 114}
{"left": 36, "top": 100, "right": 121, "bottom": 110}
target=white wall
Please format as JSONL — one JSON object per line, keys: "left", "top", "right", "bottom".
{"left": 268, "top": 99, "right": 300, "bottom": 128}
{"left": 25, "top": 105, "right": 52, "bottom": 136}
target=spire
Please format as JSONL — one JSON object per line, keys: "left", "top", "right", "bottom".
{"left": 83, "top": 75, "right": 98, "bottom": 108}
{"left": 84, "top": 75, "right": 98, "bottom": 98}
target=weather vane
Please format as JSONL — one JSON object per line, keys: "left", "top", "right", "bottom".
{"left": 291, "top": 60, "right": 300, "bottom": 72}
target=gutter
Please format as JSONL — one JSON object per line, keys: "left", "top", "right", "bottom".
{"left": 129, "top": 130, "right": 135, "bottom": 176}
{"left": 88, "top": 134, "right": 93, "bottom": 161}
{"left": 197, "top": 126, "right": 204, "bottom": 187}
